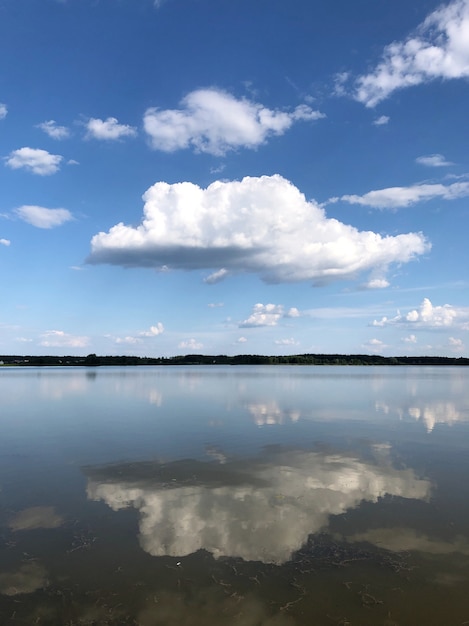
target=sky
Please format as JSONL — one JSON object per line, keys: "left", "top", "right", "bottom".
{"left": 1, "top": 0, "right": 469, "bottom": 358}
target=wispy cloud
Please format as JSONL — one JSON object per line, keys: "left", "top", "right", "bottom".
{"left": 354, "top": 0, "right": 469, "bottom": 106}
{"left": 85, "top": 117, "right": 137, "bottom": 140}
{"left": 373, "top": 115, "right": 390, "bottom": 126}
{"left": 15, "top": 205, "right": 73, "bottom": 229}
{"left": 5, "top": 147, "right": 63, "bottom": 175}
{"left": 39, "top": 330, "right": 89, "bottom": 348}
{"left": 143, "top": 88, "right": 324, "bottom": 155}
{"left": 88, "top": 175, "right": 429, "bottom": 286}
{"left": 339, "top": 181, "right": 469, "bottom": 209}
{"left": 0, "top": 103, "right": 7, "bottom": 120}
{"left": 179, "top": 338, "right": 203, "bottom": 350}
{"left": 416, "top": 153, "right": 454, "bottom": 167}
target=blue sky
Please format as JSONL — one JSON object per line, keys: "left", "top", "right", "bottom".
{"left": 1, "top": 0, "right": 469, "bottom": 357}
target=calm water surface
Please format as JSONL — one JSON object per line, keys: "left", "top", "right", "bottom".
{"left": 1, "top": 365, "right": 469, "bottom": 625}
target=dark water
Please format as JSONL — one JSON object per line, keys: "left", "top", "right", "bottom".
{"left": 1, "top": 365, "right": 469, "bottom": 625}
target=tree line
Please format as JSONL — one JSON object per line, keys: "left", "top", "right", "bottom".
{"left": 1, "top": 353, "right": 469, "bottom": 366}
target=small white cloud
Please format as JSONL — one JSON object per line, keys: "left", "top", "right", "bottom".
{"left": 355, "top": 0, "right": 469, "bottom": 106}
{"left": 5, "top": 147, "right": 62, "bottom": 175}
{"left": 285, "top": 307, "right": 300, "bottom": 318}
{"left": 85, "top": 117, "right": 137, "bottom": 140}
{"left": 236, "top": 336, "right": 247, "bottom": 344}
{"left": 204, "top": 268, "right": 228, "bottom": 284}
{"left": 179, "top": 338, "right": 203, "bottom": 350}
{"left": 15, "top": 205, "right": 73, "bottom": 229}
{"left": 416, "top": 154, "right": 454, "bottom": 167}
{"left": 67, "top": 159, "right": 79, "bottom": 166}
{"left": 39, "top": 330, "right": 89, "bottom": 348}
{"left": 363, "top": 338, "right": 386, "bottom": 353}
{"left": 143, "top": 88, "right": 324, "bottom": 155}
{"left": 449, "top": 336, "right": 464, "bottom": 351}
{"left": 240, "top": 303, "right": 284, "bottom": 328}
{"left": 404, "top": 334, "right": 417, "bottom": 343}
{"left": 0, "top": 238, "right": 10, "bottom": 246}
{"left": 373, "top": 115, "right": 390, "bottom": 126}
{"left": 88, "top": 175, "right": 429, "bottom": 286}
{"left": 37, "top": 120, "right": 70, "bottom": 140}
{"left": 0, "top": 103, "right": 7, "bottom": 119}
{"left": 208, "top": 302, "right": 224, "bottom": 308}
{"left": 340, "top": 181, "right": 469, "bottom": 209}
{"left": 364, "top": 278, "right": 390, "bottom": 289}
{"left": 140, "top": 323, "right": 164, "bottom": 337}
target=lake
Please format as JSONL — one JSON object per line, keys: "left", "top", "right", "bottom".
{"left": 1, "top": 365, "right": 469, "bottom": 625}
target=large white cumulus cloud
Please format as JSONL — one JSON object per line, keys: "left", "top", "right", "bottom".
{"left": 88, "top": 175, "right": 429, "bottom": 285}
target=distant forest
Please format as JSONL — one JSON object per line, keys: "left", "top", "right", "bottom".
{"left": 1, "top": 353, "right": 469, "bottom": 367}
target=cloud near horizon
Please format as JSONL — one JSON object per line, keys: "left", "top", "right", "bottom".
{"left": 354, "top": 0, "right": 469, "bottom": 107}
{"left": 87, "top": 175, "right": 429, "bottom": 286}
{"left": 372, "top": 298, "right": 469, "bottom": 330}
{"left": 143, "top": 88, "right": 324, "bottom": 155}
{"left": 39, "top": 330, "right": 89, "bottom": 348}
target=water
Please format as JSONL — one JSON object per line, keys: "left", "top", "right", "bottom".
{"left": 1, "top": 365, "right": 469, "bottom": 625}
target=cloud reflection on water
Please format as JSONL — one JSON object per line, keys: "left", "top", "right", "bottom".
{"left": 86, "top": 448, "right": 430, "bottom": 564}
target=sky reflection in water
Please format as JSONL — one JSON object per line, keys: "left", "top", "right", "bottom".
{"left": 1, "top": 365, "right": 469, "bottom": 625}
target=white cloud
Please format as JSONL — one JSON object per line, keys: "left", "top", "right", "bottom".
{"left": 39, "top": 330, "right": 89, "bottom": 348}
{"left": 179, "top": 338, "right": 203, "bottom": 350}
{"left": 208, "top": 302, "right": 224, "bottom": 308}
{"left": 285, "top": 307, "right": 300, "bottom": 318}
{"left": 139, "top": 322, "right": 164, "bottom": 337}
{"left": 240, "top": 303, "right": 285, "bottom": 328}
{"left": 15, "top": 205, "right": 73, "bottom": 229}
{"left": 274, "top": 338, "right": 299, "bottom": 346}
{"left": 363, "top": 278, "right": 390, "bottom": 289}
{"left": 0, "top": 103, "right": 7, "bottom": 119}
{"left": 340, "top": 181, "right": 469, "bottom": 209}
{"left": 404, "top": 334, "right": 417, "bottom": 343}
{"left": 115, "top": 336, "right": 142, "bottom": 345}
{"left": 416, "top": 153, "right": 454, "bottom": 167}
{"left": 87, "top": 449, "right": 430, "bottom": 564}
{"left": 373, "top": 298, "right": 469, "bottom": 329}
{"left": 355, "top": 0, "right": 469, "bottom": 107}
{"left": 373, "top": 115, "right": 390, "bottom": 126}
{"left": 363, "top": 338, "right": 386, "bottom": 352}
{"left": 5, "top": 147, "right": 63, "bottom": 175}
{"left": 204, "top": 268, "right": 228, "bottom": 284}
{"left": 143, "top": 88, "right": 325, "bottom": 155}
{"left": 0, "top": 238, "right": 10, "bottom": 246}
{"left": 37, "top": 120, "right": 70, "bottom": 140}
{"left": 85, "top": 117, "right": 137, "bottom": 140}
{"left": 236, "top": 336, "right": 248, "bottom": 343}
{"left": 88, "top": 175, "right": 429, "bottom": 286}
